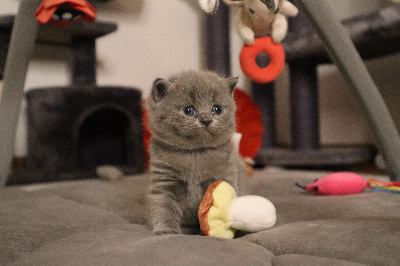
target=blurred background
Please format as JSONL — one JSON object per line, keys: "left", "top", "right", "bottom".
{"left": 0, "top": 0, "right": 399, "bottom": 161}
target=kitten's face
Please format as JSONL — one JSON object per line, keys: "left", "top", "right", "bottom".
{"left": 148, "top": 71, "right": 238, "bottom": 151}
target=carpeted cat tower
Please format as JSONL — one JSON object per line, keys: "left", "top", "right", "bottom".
{"left": 2, "top": 14, "right": 144, "bottom": 185}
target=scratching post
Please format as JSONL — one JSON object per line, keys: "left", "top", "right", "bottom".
{"left": 205, "top": 1, "right": 230, "bottom": 76}
{"left": 252, "top": 82, "right": 276, "bottom": 148}
{"left": 71, "top": 37, "right": 97, "bottom": 85}
{"left": 0, "top": 0, "right": 41, "bottom": 186}
{"left": 289, "top": 58, "right": 319, "bottom": 150}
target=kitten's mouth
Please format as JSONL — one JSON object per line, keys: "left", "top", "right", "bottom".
{"left": 202, "top": 126, "right": 217, "bottom": 136}
{"left": 201, "top": 126, "right": 211, "bottom": 133}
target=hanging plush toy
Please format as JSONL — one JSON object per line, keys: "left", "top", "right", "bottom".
{"left": 198, "top": 180, "right": 276, "bottom": 239}
{"left": 223, "top": 0, "right": 298, "bottom": 83}
{"left": 223, "top": 0, "right": 298, "bottom": 45}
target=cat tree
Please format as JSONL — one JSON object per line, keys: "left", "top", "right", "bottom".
{"left": 253, "top": 4, "right": 400, "bottom": 167}
{"left": 0, "top": 1, "right": 144, "bottom": 185}
{"left": 207, "top": 1, "right": 400, "bottom": 180}
{"left": 0, "top": 0, "right": 400, "bottom": 185}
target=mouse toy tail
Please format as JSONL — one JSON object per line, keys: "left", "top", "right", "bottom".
{"left": 295, "top": 183, "right": 307, "bottom": 190}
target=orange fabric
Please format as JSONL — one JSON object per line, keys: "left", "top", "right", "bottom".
{"left": 198, "top": 180, "right": 223, "bottom": 236}
{"left": 240, "top": 36, "right": 285, "bottom": 84}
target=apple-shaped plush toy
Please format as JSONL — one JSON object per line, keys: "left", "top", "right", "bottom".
{"left": 198, "top": 181, "right": 276, "bottom": 239}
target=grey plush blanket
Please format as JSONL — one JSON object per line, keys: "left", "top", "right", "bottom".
{"left": 1, "top": 168, "right": 399, "bottom": 265}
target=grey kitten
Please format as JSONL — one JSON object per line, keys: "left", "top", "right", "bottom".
{"left": 147, "top": 70, "right": 246, "bottom": 235}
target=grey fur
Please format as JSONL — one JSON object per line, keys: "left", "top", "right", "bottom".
{"left": 147, "top": 70, "right": 246, "bottom": 235}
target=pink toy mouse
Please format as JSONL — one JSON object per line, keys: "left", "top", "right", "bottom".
{"left": 296, "top": 172, "right": 367, "bottom": 196}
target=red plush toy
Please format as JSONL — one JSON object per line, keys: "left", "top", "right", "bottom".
{"left": 296, "top": 172, "right": 368, "bottom": 196}
{"left": 142, "top": 100, "right": 152, "bottom": 169}
{"left": 233, "top": 88, "right": 264, "bottom": 160}
{"left": 36, "top": 0, "right": 96, "bottom": 26}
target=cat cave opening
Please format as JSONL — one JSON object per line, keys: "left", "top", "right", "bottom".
{"left": 7, "top": 86, "right": 145, "bottom": 185}
{"left": 77, "top": 106, "right": 130, "bottom": 170}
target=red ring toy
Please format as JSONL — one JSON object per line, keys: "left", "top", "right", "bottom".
{"left": 239, "top": 36, "right": 285, "bottom": 84}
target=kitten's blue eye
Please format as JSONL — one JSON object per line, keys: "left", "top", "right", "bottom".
{"left": 212, "top": 105, "right": 223, "bottom": 115}
{"left": 183, "top": 106, "right": 196, "bottom": 116}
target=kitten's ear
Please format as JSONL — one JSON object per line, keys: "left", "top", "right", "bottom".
{"left": 225, "top": 76, "right": 239, "bottom": 95}
{"left": 152, "top": 78, "right": 169, "bottom": 102}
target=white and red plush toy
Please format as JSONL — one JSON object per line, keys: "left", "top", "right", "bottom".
{"left": 199, "top": 180, "right": 276, "bottom": 239}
